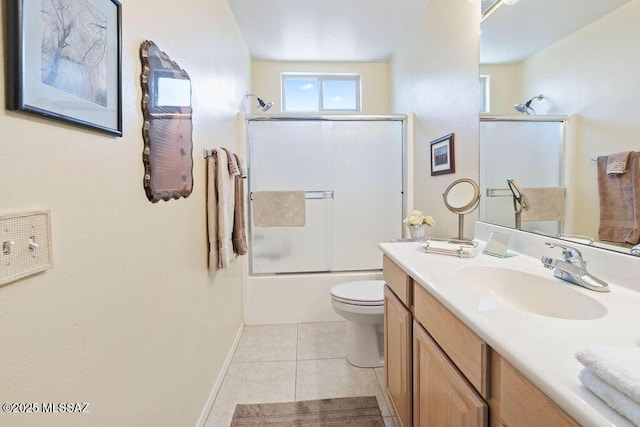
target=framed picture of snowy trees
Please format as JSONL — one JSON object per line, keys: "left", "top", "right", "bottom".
{"left": 7, "top": 0, "right": 122, "bottom": 136}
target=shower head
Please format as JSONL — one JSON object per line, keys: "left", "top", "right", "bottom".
{"left": 258, "top": 98, "right": 274, "bottom": 112}
{"left": 246, "top": 92, "right": 274, "bottom": 112}
{"left": 514, "top": 94, "right": 544, "bottom": 114}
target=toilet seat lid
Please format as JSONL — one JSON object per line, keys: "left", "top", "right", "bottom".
{"left": 331, "top": 280, "right": 384, "bottom": 305}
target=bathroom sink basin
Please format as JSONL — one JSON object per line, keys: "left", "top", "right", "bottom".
{"left": 455, "top": 266, "right": 607, "bottom": 320}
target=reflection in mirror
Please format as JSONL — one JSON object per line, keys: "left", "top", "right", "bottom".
{"left": 478, "top": 0, "right": 639, "bottom": 255}
{"left": 443, "top": 179, "right": 480, "bottom": 241}
{"left": 480, "top": 117, "right": 566, "bottom": 236}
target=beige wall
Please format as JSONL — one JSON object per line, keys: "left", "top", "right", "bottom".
{"left": 515, "top": 0, "right": 640, "bottom": 240}
{"left": 0, "top": 1, "right": 249, "bottom": 426}
{"left": 251, "top": 61, "right": 390, "bottom": 114}
{"left": 480, "top": 63, "right": 520, "bottom": 114}
{"left": 390, "top": 0, "right": 480, "bottom": 240}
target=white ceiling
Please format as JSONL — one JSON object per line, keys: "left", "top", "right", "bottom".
{"left": 226, "top": 0, "right": 430, "bottom": 62}
{"left": 227, "top": 0, "right": 633, "bottom": 65}
{"left": 481, "top": 0, "right": 632, "bottom": 64}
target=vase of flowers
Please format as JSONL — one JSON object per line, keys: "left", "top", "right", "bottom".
{"left": 403, "top": 210, "right": 435, "bottom": 240}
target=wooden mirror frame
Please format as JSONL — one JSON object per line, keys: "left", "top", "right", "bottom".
{"left": 140, "top": 40, "right": 193, "bottom": 202}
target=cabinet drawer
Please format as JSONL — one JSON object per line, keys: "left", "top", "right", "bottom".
{"left": 413, "top": 283, "right": 489, "bottom": 398}
{"left": 499, "top": 357, "right": 579, "bottom": 427}
{"left": 383, "top": 255, "right": 411, "bottom": 306}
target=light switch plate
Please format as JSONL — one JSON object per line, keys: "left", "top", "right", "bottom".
{"left": 0, "top": 210, "right": 53, "bottom": 286}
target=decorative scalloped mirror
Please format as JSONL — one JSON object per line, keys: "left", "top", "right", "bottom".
{"left": 140, "top": 40, "right": 193, "bottom": 203}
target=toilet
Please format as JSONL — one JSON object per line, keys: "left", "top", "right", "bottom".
{"left": 330, "top": 280, "right": 385, "bottom": 368}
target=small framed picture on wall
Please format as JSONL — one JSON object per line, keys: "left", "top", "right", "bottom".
{"left": 430, "top": 133, "right": 455, "bottom": 176}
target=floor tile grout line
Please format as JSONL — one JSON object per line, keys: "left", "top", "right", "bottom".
{"left": 228, "top": 358, "right": 298, "bottom": 365}
{"left": 294, "top": 323, "right": 299, "bottom": 401}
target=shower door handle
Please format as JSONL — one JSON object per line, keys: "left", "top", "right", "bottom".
{"left": 305, "top": 190, "right": 334, "bottom": 200}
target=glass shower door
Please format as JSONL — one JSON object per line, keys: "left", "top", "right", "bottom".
{"left": 249, "top": 120, "right": 332, "bottom": 273}
{"left": 248, "top": 118, "right": 403, "bottom": 274}
{"left": 329, "top": 120, "right": 403, "bottom": 271}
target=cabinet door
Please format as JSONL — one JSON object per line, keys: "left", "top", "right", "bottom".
{"left": 498, "top": 355, "right": 579, "bottom": 427}
{"left": 384, "top": 285, "right": 412, "bottom": 427}
{"left": 413, "top": 322, "right": 488, "bottom": 427}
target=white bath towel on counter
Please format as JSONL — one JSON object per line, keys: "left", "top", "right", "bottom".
{"left": 575, "top": 345, "right": 640, "bottom": 404}
{"left": 579, "top": 368, "right": 640, "bottom": 426}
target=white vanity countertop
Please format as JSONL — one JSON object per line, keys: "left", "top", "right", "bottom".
{"left": 379, "top": 240, "right": 639, "bottom": 427}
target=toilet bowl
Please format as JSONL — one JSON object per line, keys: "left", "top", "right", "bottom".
{"left": 330, "top": 280, "right": 385, "bottom": 368}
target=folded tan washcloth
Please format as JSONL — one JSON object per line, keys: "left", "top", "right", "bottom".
{"left": 606, "top": 151, "right": 631, "bottom": 175}
{"left": 520, "top": 187, "right": 566, "bottom": 222}
{"left": 598, "top": 152, "right": 640, "bottom": 244}
{"left": 252, "top": 191, "right": 306, "bottom": 227}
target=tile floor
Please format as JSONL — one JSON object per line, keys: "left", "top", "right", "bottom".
{"left": 204, "top": 321, "right": 397, "bottom": 426}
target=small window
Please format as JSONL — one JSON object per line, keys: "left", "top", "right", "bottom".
{"left": 479, "top": 75, "right": 490, "bottom": 113}
{"left": 282, "top": 74, "right": 361, "bottom": 113}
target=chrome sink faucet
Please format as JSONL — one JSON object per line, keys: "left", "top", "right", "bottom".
{"left": 541, "top": 242, "right": 610, "bottom": 292}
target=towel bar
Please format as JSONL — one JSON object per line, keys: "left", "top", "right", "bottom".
{"left": 203, "top": 148, "right": 217, "bottom": 159}
{"left": 486, "top": 188, "right": 512, "bottom": 198}
{"left": 249, "top": 190, "right": 334, "bottom": 201}
{"left": 203, "top": 148, "right": 247, "bottom": 178}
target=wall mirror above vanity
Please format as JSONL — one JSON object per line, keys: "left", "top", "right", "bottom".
{"left": 478, "top": 0, "right": 640, "bottom": 256}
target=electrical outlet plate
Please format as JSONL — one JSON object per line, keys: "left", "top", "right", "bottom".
{"left": 0, "top": 210, "right": 53, "bottom": 286}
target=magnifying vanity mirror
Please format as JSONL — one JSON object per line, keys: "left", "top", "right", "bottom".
{"left": 478, "top": 0, "right": 639, "bottom": 256}
{"left": 443, "top": 178, "right": 480, "bottom": 241}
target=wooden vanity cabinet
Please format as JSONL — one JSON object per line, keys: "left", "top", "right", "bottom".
{"left": 384, "top": 285, "right": 413, "bottom": 427}
{"left": 492, "top": 353, "right": 580, "bottom": 427}
{"left": 414, "top": 322, "right": 487, "bottom": 427}
{"left": 383, "top": 255, "right": 413, "bottom": 427}
{"left": 382, "top": 255, "right": 580, "bottom": 427}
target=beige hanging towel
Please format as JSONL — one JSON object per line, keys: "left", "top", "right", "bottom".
{"left": 252, "top": 191, "right": 306, "bottom": 227}
{"left": 520, "top": 187, "right": 566, "bottom": 222}
{"left": 231, "top": 153, "right": 248, "bottom": 256}
{"left": 598, "top": 152, "right": 640, "bottom": 244}
{"left": 207, "top": 148, "right": 236, "bottom": 270}
{"left": 206, "top": 154, "right": 220, "bottom": 270}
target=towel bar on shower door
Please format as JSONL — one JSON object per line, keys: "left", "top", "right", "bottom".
{"left": 485, "top": 188, "right": 513, "bottom": 198}
{"left": 249, "top": 191, "right": 334, "bottom": 200}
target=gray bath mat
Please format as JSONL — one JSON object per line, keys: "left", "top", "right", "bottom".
{"left": 230, "top": 395, "right": 384, "bottom": 426}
